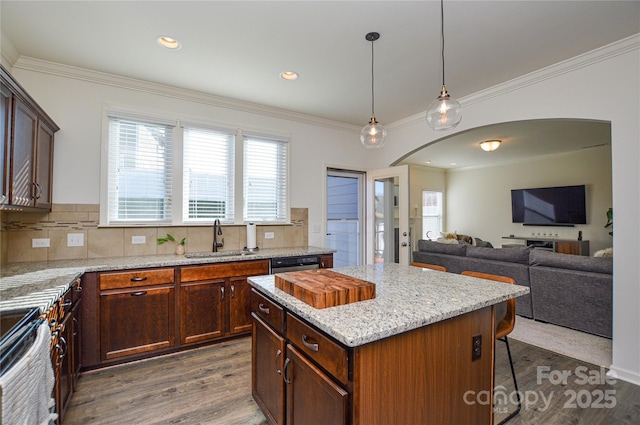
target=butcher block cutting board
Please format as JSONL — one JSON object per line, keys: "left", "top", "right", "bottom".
{"left": 274, "top": 269, "right": 376, "bottom": 309}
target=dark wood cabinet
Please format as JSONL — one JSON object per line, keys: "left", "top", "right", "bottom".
{"left": 319, "top": 254, "right": 333, "bottom": 269}
{"left": 180, "top": 279, "right": 225, "bottom": 344}
{"left": 49, "top": 279, "right": 82, "bottom": 424}
{"left": 0, "top": 65, "right": 58, "bottom": 211}
{"left": 252, "top": 313, "right": 286, "bottom": 425}
{"left": 179, "top": 260, "right": 269, "bottom": 346}
{"left": 0, "top": 82, "right": 11, "bottom": 205}
{"left": 285, "top": 344, "right": 348, "bottom": 425}
{"left": 99, "top": 268, "right": 176, "bottom": 361}
{"left": 252, "top": 290, "right": 494, "bottom": 425}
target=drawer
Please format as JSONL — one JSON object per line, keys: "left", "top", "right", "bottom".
{"left": 286, "top": 313, "right": 348, "bottom": 385}
{"left": 99, "top": 268, "right": 174, "bottom": 290}
{"left": 250, "top": 288, "right": 284, "bottom": 334}
{"left": 181, "top": 260, "right": 269, "bottom": 282}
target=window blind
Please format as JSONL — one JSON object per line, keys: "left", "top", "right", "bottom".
{"left": 107, "top": 118, "right": 173, "bottom": 224}
{"left": 183, "top": 126, "right": 235, "bottom": 222}
{"left": 243, "top": 136, "right": 288, "bottom": 222}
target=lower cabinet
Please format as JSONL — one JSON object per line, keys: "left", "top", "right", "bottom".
{"left": 285, "top": 344, "right": 348, "bottom": 425}
{"left": 251, "top": 291, "right": 348, "bottom": 425}
{"left": 99, "top": 267, "right": 176, "bottom": 361}
{"left": 252, "top": 289, "right": 494, "bottom": 425}
{"left": 100, "top": 285, "right": 175, "bottom": 361}
{"left": 179, "top": 260, "right": 270, "bottom": 346}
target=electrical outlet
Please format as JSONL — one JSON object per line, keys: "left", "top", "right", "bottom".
{"left": 132, "top": 235, "right": 146, "bottom": 244}
{"left": 32, "top": 238, "right": 50, "bottom": 248}
{"left": 264, "top": 232, "right": 275, "bottom": 239}
{"left": 67, "top": 233, "right": 84, "bottom": 247}
{"left": 472, "top": 334, "right": 482, "bottom": 361}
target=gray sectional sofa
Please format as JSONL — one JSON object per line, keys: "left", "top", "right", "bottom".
{"left": 413, "top": 240, "right": 613, "bottom": 338}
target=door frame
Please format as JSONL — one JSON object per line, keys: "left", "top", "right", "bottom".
{"left": 366, "top": 165, "right": 409, "bottom": 265}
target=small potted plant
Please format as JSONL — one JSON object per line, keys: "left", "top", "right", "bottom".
{"left": 157, "top": 233, "right": 186, "bottom": 255}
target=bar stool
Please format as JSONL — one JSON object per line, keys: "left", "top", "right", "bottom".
{"left": 410, "top": 262, "right": 447, "bottom": 272}
{"left": 461, "top": 271, "right": 521, "bottom": 425}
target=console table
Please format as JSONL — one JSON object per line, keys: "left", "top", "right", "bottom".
{"left": 502, "top": 236, "right": 589, "bottom": 256}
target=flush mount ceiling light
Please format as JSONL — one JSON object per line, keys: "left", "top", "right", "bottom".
{"left": 360, "top": 32, "right": 387, "bottom": 149}
{"left": 426, "top": 0, "right": 462, "bottom": 131}
{"left": 480, "top": 140, "right": 502, "bottom": 152}
{"left": 280, "top": 71, "right": 299, "bottom": 80}
{"left": 158, "top": 36, "right": 181, "bottom": 50}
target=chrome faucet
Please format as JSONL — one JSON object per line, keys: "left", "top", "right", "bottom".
{"left": 213, "top": 219, "right": 224, "bottom": 252}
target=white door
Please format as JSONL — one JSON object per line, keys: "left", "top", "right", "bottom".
{"left": 366, "top": 165, "right": 409, "bottom": 265}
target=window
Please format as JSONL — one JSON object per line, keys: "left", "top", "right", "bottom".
{"left": 243, "top": 135, "right": 289, "bottom": 222}
{"left": 104, "top": 114, "right": 289, "bottom": 226}
{"left": 422, "top": 190, "right": 443, "bottom": 240}
{"left": 106, "top": 118, "right": 173, "bottom": 224}
{"left": 183, "top": 126, "right": 235, "bottom": 222}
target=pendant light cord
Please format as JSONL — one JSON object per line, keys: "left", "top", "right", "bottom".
{"left": 370, "top": 37, "right": 375, "bottom": 116}
{"left": 440, "top": 0, "right": 446, "bottom": 87}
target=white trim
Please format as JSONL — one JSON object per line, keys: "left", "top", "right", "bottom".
{"left": 12, "top": 56, "right": 360, "bottom": 133}
{"left": 387, "top": 34, "right": 640, "bottom": 131}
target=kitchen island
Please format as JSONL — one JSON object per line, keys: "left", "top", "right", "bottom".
{"left": 248, "top": 263, "right": 529, "bottom": 425}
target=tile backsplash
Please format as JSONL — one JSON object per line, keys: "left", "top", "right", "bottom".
{"left": 0, "top": 205, "right": 308, "bottom": 264}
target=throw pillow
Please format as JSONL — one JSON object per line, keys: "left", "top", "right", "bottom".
{"left": 594, "top": 247, "right": 613, "bottom": 257}
{"left": 440, "top": 231, "right": 457, "bottom": 240}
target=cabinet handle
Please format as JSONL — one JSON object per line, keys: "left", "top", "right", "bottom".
{"left": 75, "top": 285, "right": 83, "bottom": 292}
{"left": 221, "top": 286, "right": 225, "bottom": 300}
{"left": 130, "top": 276, "right": 148, "bottom": 282}
{"left": 302, "top": 335, "right": 319, "bottom": 352}
{"left": 59, "top": 336, "right": 68, "bottom": 359}
{"left": 231, "top": 285, "right": 235, "bottom": 299}
{"left": 283, "top": 358, "right": 291, "bottom": 384}
{"left": 258, "top": 303, "right": 270, "bottom": 315}
{"left": 61, "top": 299, "right": 72, "bottom": 308}
{"left": 73, "top": 317, "right": 79, "bottom": 337}
{"left": 275, "top": 349, "right": 282, "bottom": 375}
{"left": 32, "top": 182, "right": 42, "bottom": 199}
{"left": 131, "top": 291, "right": 147, "bottom": 297}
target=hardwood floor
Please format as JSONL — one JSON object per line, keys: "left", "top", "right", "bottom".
{"left": 65, "top": 336, "right": 639, "bottom": 425}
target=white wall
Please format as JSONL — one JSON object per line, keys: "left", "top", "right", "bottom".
{"left": 9, "top": 61, "right": 371, "bottom": 248}
{"left": 382, "top": 36, "right": 640, "bottom": 384}
{"left": 444, "top": 146, "right": 612, "bottom": 253}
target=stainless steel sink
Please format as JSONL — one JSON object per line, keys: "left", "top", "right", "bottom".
{"left": 184, "top": 251, "right": 257, "bottom": 259}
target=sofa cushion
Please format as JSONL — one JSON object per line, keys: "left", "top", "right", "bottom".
{"left": 417, "top": 240, "right": 467, "bottom": 256}
{"left": 530, "top": 249, "right": 613, "bottom": 274}
{"left": 466, "top": 245, "right": 532, "bottom": 265}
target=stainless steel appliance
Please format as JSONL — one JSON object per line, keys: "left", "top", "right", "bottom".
{"left": 0, "top": 307, "right": 43, "bottom": 376}
{"left": 270, "top": 255, "right": 320, "bottom": 273}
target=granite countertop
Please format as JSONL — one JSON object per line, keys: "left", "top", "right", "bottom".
{"left": 248, "top": 263, "right": 530, "bottom": 348}
{"left": 0, "top": 246, "right": 334, "bottom": 313}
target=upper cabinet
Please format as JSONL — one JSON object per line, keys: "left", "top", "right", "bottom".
{"left": 0, "top": 65, "right": 59, "bottom": 211}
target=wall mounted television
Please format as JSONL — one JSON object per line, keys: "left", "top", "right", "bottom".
{"left": 511, "top": 185, "right": 587, "bottom": 226}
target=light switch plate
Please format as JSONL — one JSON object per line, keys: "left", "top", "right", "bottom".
{"left": 67, "top": 233, "right": 84, "bottom": 247}
{"left": 32, "top": 238, "right": 50, "bottom": 248}
{"left": 132, "top": 235, "right": 146, "bottom": 244}
{"left": 264, "top": 232, "right": 275, "bottom": 239}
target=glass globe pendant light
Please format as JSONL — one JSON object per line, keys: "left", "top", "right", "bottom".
{"left": 360, "top": 32, "right": 387, "bottom": 149}
{"left": 426, "top": 0, "right": 462, "bottom": 131}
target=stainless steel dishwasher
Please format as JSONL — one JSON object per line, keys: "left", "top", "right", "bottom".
{"left": 270, "top": 255, "right": 320, "bottom": 273}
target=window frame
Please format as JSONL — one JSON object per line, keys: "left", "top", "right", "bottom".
{"left": 100, "top": 109, "right": 290, "bottom": 227}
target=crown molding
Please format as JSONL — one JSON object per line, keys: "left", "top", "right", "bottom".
{"left": 12, "top": 56, "right": 361, "bottom": 133}
{"left": 388, "top": 33, "right": 640, "bottom": 131}
{"left": 0, "top": 31, "right": 20, "bottom": 69}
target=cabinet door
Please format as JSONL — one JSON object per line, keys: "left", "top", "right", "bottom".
{"left": 285, "top": 345, "right": 348, "bottom": 425}
{"left": 56, "top": 310, "right": 74, "bottom": 424}
{"left": 180, "top": 280, "right": 225, "bottom": 345}
{"left": 11, "top": 99, "right": 37, "bottom": 207}
{"left": 71, "top": 299, "right": 82, "bottom": 384}
{"left": 100, "top": 285, "right": 175, "bottom": 361}
{"left": 229, "top": 277, "right": 252, "bottom": 335}
{"left": 319, "top": 254, "right": 333, "bottom": 269}
{"left": 33, "top": 120, "right": 54, "bottom": 209}
{"left": 0, "top": 83, "right": 11, "bottom": 205}
{"left": 252, "top": 314, "right": 286, "bottom": 425}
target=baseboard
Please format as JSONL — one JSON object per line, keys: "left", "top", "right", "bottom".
{"left": 607, "top": 365, "right": 640, "bottom": 386}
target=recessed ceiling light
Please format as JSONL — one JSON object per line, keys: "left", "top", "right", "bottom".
{"left": 450, "top": 162, "right": 457, "bottom": 166}
{"left": 280, "top": 71, "right": 299, "bottom": 81}
{"left": 425, "top": 160, "right": 432, "bottom": 164}
{"left": 158, "top": 36, "right": 181, "bottom": 50}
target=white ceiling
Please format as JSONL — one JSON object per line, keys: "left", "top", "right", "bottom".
{"left": 1, "top": 1, "right": 638, "bottom": 167}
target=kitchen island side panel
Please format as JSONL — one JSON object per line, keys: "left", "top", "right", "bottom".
{"left": 352, "top": 306, "right": 495, "bottom": 425}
